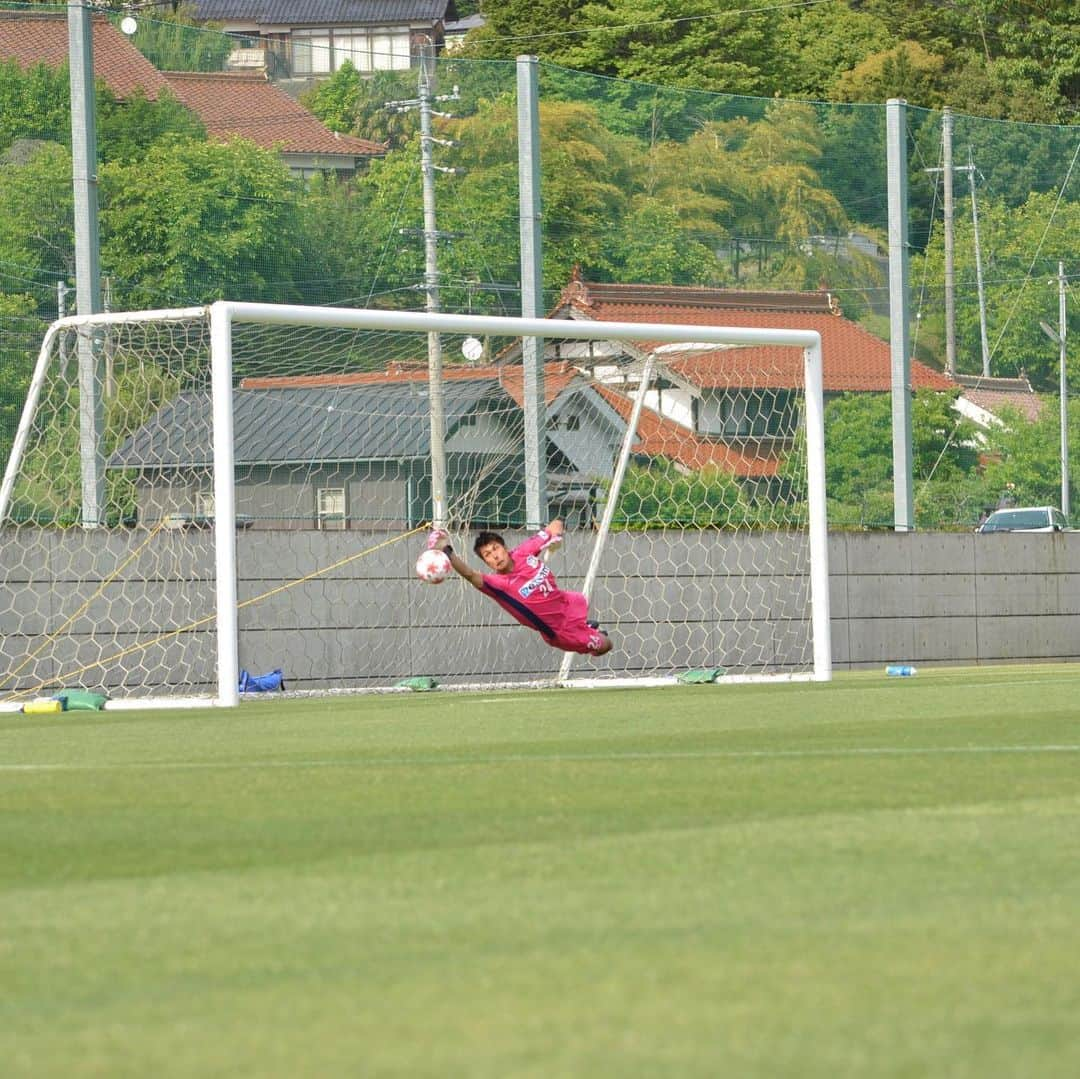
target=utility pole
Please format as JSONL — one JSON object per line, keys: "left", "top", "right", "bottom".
{"left": 927, "top": 135, "right": 989, "bottom": 378}
{"left": 387, "top": 42, "right": 461, "bottom": 529}
{"left": 1040, "top": 262, "right": 1070, "bottom": 518}
{"left": 964, "top": 148, "right": 991, "bottom": 377}
{"left": 925, "top": 111, "right": 957, "bottom": 375}
{"left": 942, "top": 109, "right": 956, "bottom": 377}
{"left": 57, "top": 280, "right": 70, "bottom": 379}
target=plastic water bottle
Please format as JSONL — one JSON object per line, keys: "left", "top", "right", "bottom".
{"left": 885, "top": 665, "right": 917, "bottom": 677}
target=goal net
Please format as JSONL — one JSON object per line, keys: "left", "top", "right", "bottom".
{"left": 0, "top": 302, "right": 828, "bottom": 708}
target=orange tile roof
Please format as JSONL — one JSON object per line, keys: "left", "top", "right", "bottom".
{"left": 594, "top": 385, "right": 781, "bottom": 478}
{"left": 554, "top": 277, "right": 957, "bottom": 394}
{"left": 0, "top": 13, "right": 383, "bottom": 160}
{"left": 961, "top": 386, "right": 1044, "bottom": 423}
{"left": 241, "top": 361, "right": 581, "bottom": 409}
{"left": 0, "top": 11, "right": 170, "bottom": 100}
{"left": 954, "top": 373, "right": 1044, "bottom": 422}
{"left": 161, "top": 71, "right": 385, "bottom": 158}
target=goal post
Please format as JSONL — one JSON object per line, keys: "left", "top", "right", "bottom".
{"left": 0, "top": 301, "right": 828, "bottom": 709}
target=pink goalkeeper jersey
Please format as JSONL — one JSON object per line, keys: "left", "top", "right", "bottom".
{"left": 480, "top": 530, "right": 588, "bottom": 643}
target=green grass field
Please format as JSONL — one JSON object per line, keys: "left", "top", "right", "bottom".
{"left": 4, "top": 665, "right": 1080, "bottom": 1077}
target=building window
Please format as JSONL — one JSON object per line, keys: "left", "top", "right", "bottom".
{"left": 717, "top": 390, "right": 797, "bottom": 438}
{"left": 317, "top": 487, "right": 346, "bottom": 530}
{"left": 340, "top": 27, "right": 411, "bottom": 71}
{"left": 293, "top": 27, "right": 410, "bottom": 75}
{"left": 720, "top": 393, "right": 752, "bottom": 437}
{"left": 292, "top": 30, "right": 332, "bottom": 75}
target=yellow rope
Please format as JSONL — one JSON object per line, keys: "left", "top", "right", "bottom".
{"left": 5, "top": 523, "right": 429, "bottom": 701}
{"left": 0, "top": 519, "right": 168, "bottom": 694}
{"left": 237, "top": 524, "right": 427, "bottom": 608}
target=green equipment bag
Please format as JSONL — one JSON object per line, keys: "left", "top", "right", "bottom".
{"left": 54, "top": 689, "right": 109, "bottom": 711}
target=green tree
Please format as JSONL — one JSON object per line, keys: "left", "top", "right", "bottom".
{"left": 531, "top": 100, "right": 640, "bottom": 284}
{"left": 979, "top": 399, "right": 1080, "bottom": 513}
{"left": 0, "top": 59, "right": 69, "bottom": 152}
{"left": 821, "top": 390, "right": 984, "bottom": 529}
{"left": 460, "top": 0, "right": 590, "bottom": 63}
{"left": 642, "top": 102, "right": 858, "bottom": 293}
{"left": 0, "top": 292, "right": 40, "bottom": 471}
{"left": 0, "top": 142, "right": 75, "bottom": 292}
{"left": 833, "top": 41, "right": 947, "bottom": 108}
{"left": 855, "top": 0, "right": 1079, "bottom": 120}
{"left": 914, "top": 191, "right": 1080, "bottom": 390}
{"left": 100, "top": 138, "right": 306, "bottom": 308}
{"left": 614, "top": 461, "right": 751, "bottom": 528}
{"left": 614, "top": 197, "right": 722, "bottom": 285}
{"left": 98, "top": 87, "right": 206, "bottom": 165}
{"left": 300, "top": 62, "right": 364, "bottom": 134}
{"left": 776, "top": 2, "right": 893, "bottom": 100}
{"left": 560, "top": 0, "right": 782, "bottom": 96}
{"left": 121, "top": 7, "right": 233, "bottom": 74}
{"left": 946, "top": 56, "right": 1064, "bottom": 123}
{"left": 349, "top": 96, "right": 642, "bottom": 309}
{"left": 0, "top": 59, "right": 207, "bottom": 164}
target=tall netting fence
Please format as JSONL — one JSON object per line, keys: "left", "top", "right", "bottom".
{"left": 0, "top": 3, "right": 1078, "bottom": 535}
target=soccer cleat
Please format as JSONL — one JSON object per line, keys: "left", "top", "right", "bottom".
{"left": 426, "top": 528, "right": 449, "bottom": 550}
{"left": 586, "top": 619, "right": 600, "bottom": 630}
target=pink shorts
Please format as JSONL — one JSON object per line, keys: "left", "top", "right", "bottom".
{"left": 547, "top": 591, "right": 607, "bottom": 655}
{"left": 550, "top": 623, "right": 609, "bottom": 655}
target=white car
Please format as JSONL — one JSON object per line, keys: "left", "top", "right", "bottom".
{"left": 977, "top": 506, "right": 1070, "bottom": 533}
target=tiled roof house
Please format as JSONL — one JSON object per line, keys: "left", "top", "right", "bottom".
{"left": 111, "top": 363, "right": 626, "bottom": 528}
{"left": 0, "top": 11, "right": 383, "bottom": 176}
{"left": 161, "top": 70, "right": 384, "bottom": 176}
{"left": 953, "top": 372, "right": 1044, "bottom": 426}
{"left": 548, "top": 274, "right": 956, "bottom": 395}
{"left": 0, "top": 10, "right": 170, "bottom": 99}
{"left": 189, "top": 0, "right": 455, "bottom": 85}
{"left": 516, "top": 274, "right": 960, "bottom": 477}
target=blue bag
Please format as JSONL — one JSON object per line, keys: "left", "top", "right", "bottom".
{"left": 238, "top": 668, "right": 285, "bottom": 693}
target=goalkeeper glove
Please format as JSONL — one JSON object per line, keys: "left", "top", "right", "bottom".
{"left": 537, "top": 528, "right": 563, "bottom": 553}
{"left": 426, "top": 528, "right": 450, "bottom": 550}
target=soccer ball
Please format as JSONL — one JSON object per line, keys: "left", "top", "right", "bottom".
{"left": 416, "top": 548, "right": 452, "bottom": 584}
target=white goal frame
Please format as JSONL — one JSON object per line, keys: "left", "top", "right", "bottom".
{"left": 1, "top": 301, "right": 829, "bottom": 708}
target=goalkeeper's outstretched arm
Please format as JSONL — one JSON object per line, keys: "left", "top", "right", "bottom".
{"left": 427, "top": 530, "right": 485, "bottom": 590}
{"left": 444, "top": 548, "right": 484, "bottom": 590}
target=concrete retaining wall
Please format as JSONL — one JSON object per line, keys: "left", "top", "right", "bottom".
{"left": 3, "top": 529, "right": 1078, "bottom": 694}
{"left": 830, "top": 531, "right": 1080, "bottom": 668}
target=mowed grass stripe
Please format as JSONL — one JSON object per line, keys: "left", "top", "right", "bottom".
{"left": 3, "top": 667, "right": 1080, "bottom": 1077}
{"left": 4, "top": 741, "right": 1080, "bottom": 774}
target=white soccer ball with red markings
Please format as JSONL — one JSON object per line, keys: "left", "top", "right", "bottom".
{"left": 416, "top": 548, "right": 452, "bottom": 584}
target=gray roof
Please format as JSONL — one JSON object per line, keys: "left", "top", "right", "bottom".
{"left": 445, "top": 13, "right": 483, "bottom": 33}
{"left": 110, "top": 379, "right": 504, "bottom": 469}
{"left": 192, "top": 0, "right": 451, "bottom": 25}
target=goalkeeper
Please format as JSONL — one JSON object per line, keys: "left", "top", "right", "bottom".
{"left": 428, "top": 520, "right": 613, "bottom": 657}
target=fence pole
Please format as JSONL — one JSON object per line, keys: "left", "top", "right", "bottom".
{"left": 517, "top": 55, "right": 546, "bottom": 529}
{"left": 886, "top": 98, "right": 914, "bottom": 532}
